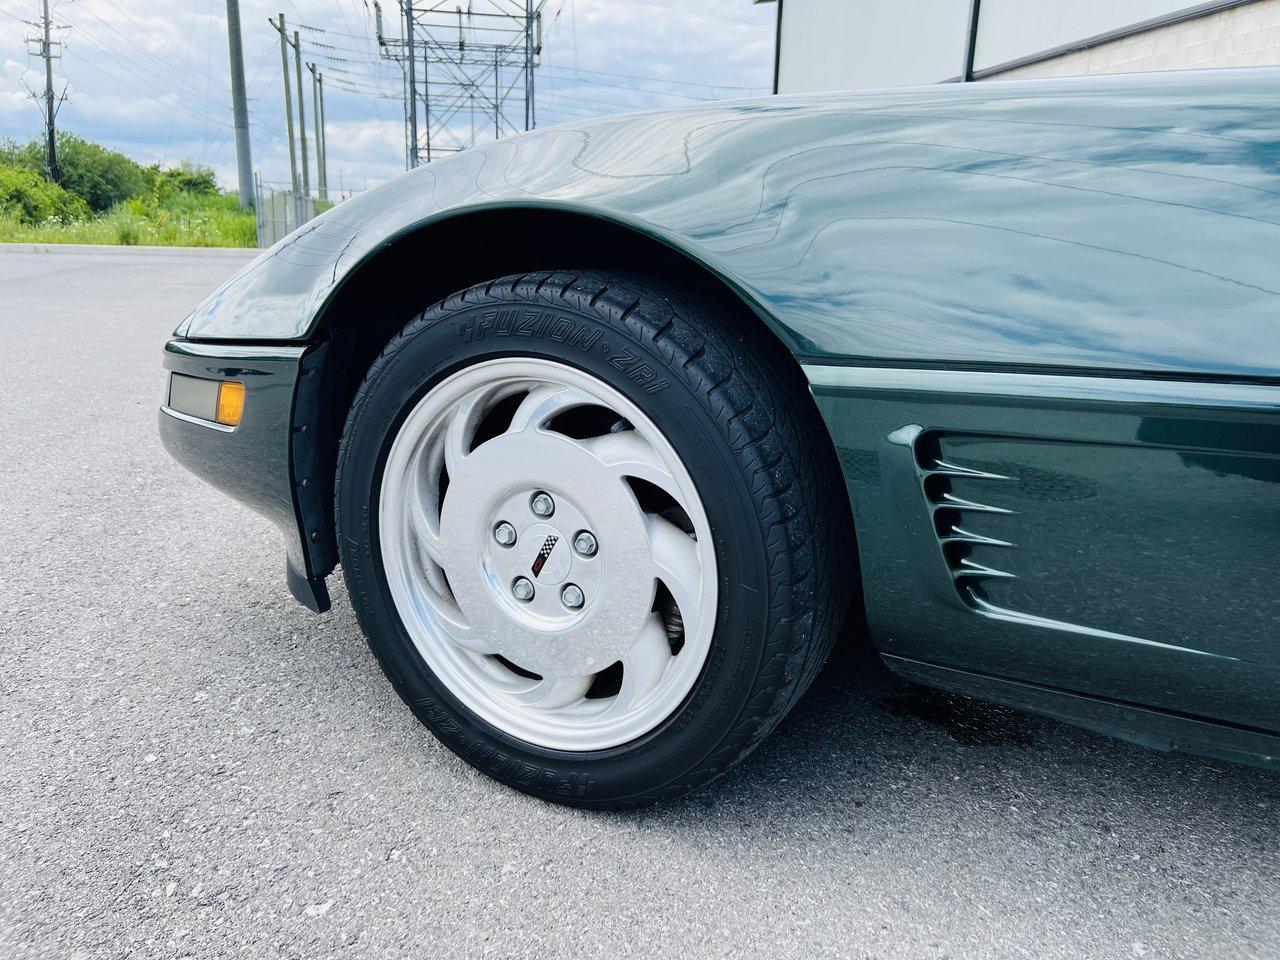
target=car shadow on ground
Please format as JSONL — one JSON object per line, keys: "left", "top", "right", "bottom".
{"left": 619, "top": 633, "right": 1280, "bottom": 855}
{"left": 307, "top": 578, "right": 1277, "bottom": 871}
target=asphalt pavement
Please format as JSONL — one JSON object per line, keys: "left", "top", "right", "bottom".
{"left": 1, "top": 244, "right": 1277, "bottom": 960}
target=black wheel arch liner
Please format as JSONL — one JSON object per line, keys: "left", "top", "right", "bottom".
{"left": 284, "top": 205, "right": 840, "bottom": 613}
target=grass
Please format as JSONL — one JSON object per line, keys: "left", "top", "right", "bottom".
{"left": 0, "top": 191, "right": 256, "bottom": 248}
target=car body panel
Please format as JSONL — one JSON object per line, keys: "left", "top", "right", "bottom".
{"left": 164, "top": 67, "right": 1280, "bottom": 766}
{"left": 806, "top": 365, "right": 1280, "bottom": 733}
{"left": 182, "top": 69, "right": 1280, "bottom": 382}
{"left": 157, "top": 340, "right": 323, "bottom": 610}
{"left": 885, "top": 656, "right": 1279, "bottom": 770}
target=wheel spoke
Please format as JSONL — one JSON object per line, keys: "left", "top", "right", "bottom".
{"left": 507, "top": 384, "right": 594, "bottom": 436}
{"left": 513, "top": 674, "right": 594, "bottom": 709}
{"left": 405, "top": 442, "right": 450, "bottom": 596}
{"left": 475, "top": 655, "right": 540, "bottom": 693}
{"left": 612, "top": 614, "right": 672, "bottom": 713}
{"left": 399, "top": 539, "right": 493, "bottom": 653}
{"left": 407, "top": 483, "right": 446, "bottom": 569}
{"left": 440, "top": 620, "right": 499, "bottom": 656}
{"left": 578, "top": 430, "right": 681, "bottom": 499}
{"left": 443, "top": 387, "right": 488, "bottom": 479}
{"left": 648, "top": 514, "right": 702, "bottom": 639}
{"left": 378, "top": 358, "right": 719, "bottom": 750}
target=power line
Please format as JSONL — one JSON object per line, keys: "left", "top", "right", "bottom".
{"left": 538, "top": 88, "right": 700, "bottom": 112}
{"left": 66, "top": 9, "right": 233, "bottom": 112}
{"left": 67, "top": 48, "right": 234, "bottom": 130}
{"left": 298, "top": 0, "right": 767, "bottom": 166}
{"left": 542, "top": 75, "right": 713, "bottom": 103}
{"left": 201, "top": 0, "right": 214, "bottom": 161}
{"left": 95, "top": 0, "right": 206, "bottom": 64}
{"left": 540, "top": 64, "right": 765, "bottom": 93}
{"left": 372, "top": 0, "right": 549, "bottom": 165}
{"left": 159, "top": 0, "right": 202, "bottom": 165}
{"left": 626, "top": 0, "right": 762, "bottom": 27}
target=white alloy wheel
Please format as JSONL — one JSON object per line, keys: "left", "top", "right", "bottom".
{"left": 378, "top": 358, "right": 717, "bottom": 751}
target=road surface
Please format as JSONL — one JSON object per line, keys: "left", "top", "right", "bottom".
{"left": 1, "top": 245, "right": 1276, "bottom": 960}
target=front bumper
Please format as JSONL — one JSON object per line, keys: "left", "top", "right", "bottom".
{"left": 158, "top": 338, "right": 330, "bottom": 612}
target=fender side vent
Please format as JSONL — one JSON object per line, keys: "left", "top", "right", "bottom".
{"left": 912, "top": 436, "right": 1019, "bottom": 596}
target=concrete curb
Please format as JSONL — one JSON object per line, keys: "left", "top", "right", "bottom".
{"left": 0, "top": 242, "right": 258, "bottom": 258}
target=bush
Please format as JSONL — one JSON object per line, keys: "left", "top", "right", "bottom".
{"left": 0, "top": 139, "right": 24, "bottom": 166}
{"left": 59, "top": 134, "right": 150, "bottom": 211}
{"left": 0, "top": 164, "right": 89, "bottom": 224}
{"left": 149, "top": 161, "right": 219, "bottom": 198}
{"left": 1, "top": 133, "right": 147, "bottom": 211}
{"left": 114, "top": 215, "right": 142, "bottom": 245}
{"left": 0, "top": 134, "right": 256, "bottom": 247}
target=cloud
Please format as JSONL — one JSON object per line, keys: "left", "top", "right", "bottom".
{"left": 0, "top": 0, "right": 774, "bottom": 190}
{"left": 0, "top": 57, "right": 30, "bottom": 114}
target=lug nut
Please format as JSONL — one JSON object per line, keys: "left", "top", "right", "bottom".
{"left": 561, "top": 584, "right": 585, "bottom": 609}
{"left": 530, "top": 491, "right": 555, "bottom": 517}
{"left": 573, "top": 531, "right": 598, "bottom": 557}
{"left": 512, "top": 577, "right": 535, "bottom": 601}
{"left": 493, "top": 521, "right": 516, "bottom": 546}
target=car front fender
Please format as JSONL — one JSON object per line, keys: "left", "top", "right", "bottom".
{"left": 183, "top": 68, "right": 1280, "bottom": 380}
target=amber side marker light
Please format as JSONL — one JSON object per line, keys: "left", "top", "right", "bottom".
{"left": 167, "top": 373, "right": 246, "bottom": 428}
{"left": 216, "top": 381, "right": 246, "bottom": 426}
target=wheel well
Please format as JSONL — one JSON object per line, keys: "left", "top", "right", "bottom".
{"left": 297, "top": 207, "right": 848, "bottom": 592}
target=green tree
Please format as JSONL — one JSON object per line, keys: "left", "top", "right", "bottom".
{"left": 0, "top": 164, "right": 90, "bottom": 224}
{"left": 0, "top": 134, "right": 254, "bottom": 248}
{"left": 150, "top": 160, "right": 219, "bottom": 198}
{"left": 56, "top": 133, "right": 149, "bottom": 210}
{"left": 1, "top": 133, "right": 147, "bottom": 211}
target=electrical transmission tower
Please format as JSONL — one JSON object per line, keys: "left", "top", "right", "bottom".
{"left": 374, "top": 0, "right": 547, "bottom": 167}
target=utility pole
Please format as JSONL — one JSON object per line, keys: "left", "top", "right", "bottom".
{"left": 527, "top": 0, "right": 536, "bottom": 129}
{"left": 524, "top": 0, "right": 531, "bottom": 131}
{"left": 292, "top": 30, "right": 310, "bottom": 199}
{"left": 308, "top": 62, "right": 328, "bottom": 202}
{"left": 225, "top": 0, "right": 254, "bottom": 209}
{"left": 404, "top": 0, "right": 419, "bottom": 167}
{"left": 318, "top": 70, "right": 328, "bottom": 200}
{"left": 961, "top": 0, "right": 981, "bottom": 82}
{"left": 26, "top": 0, "right": 62, "bottom": 182}
{"left": 270, "top": 14, "right": 300, "bottom": 218}
{"left": 422, "top": 48, "right": 431, "bottom": 162}
{"left": 374, "top": 1, "right": 406, "bottom": 168}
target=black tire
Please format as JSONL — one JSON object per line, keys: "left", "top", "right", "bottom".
{"left": 335, "top": 270, "right": 851, "bottom": 808}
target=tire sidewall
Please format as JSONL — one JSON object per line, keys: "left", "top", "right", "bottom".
{"left": 337, "top": 290, "right": 774, "bottom": 805}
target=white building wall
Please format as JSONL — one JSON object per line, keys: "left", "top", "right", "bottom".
{"left": 974, "top": 0, "right": 1230, "bottom": 71}
{"left": 776, "top": 0, "right": 969, "bottom": 92}
{"left": 768, "top": 0, "right": 1280, "bottom": 93}
{"left": 989, "top": 0, "right": 1280, "bottom": 79}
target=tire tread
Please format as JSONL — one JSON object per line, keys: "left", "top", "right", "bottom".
{"left": 336, "top": 269, "right": 851, "bottom": 807}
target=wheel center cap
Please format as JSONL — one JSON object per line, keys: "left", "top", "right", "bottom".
{"left": 437, "top": 429, "right": 655, "bottom": 678}
{"left": 517, "top": 522, "right": 572, "bottom": 585}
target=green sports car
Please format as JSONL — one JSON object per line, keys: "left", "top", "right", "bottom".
{"left": 160, "top": 68, "right": 1280, "bottom": 807}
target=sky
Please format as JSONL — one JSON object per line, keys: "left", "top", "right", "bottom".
{"left": 0, "top": 0, "right": 776, "bottom": 192}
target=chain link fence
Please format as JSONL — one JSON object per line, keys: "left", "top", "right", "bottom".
{"left": 254, "top": 177, "right": 315, "bottom": 248}
{"left": 253, "top": 176, "right": 366, "bottom": 248}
